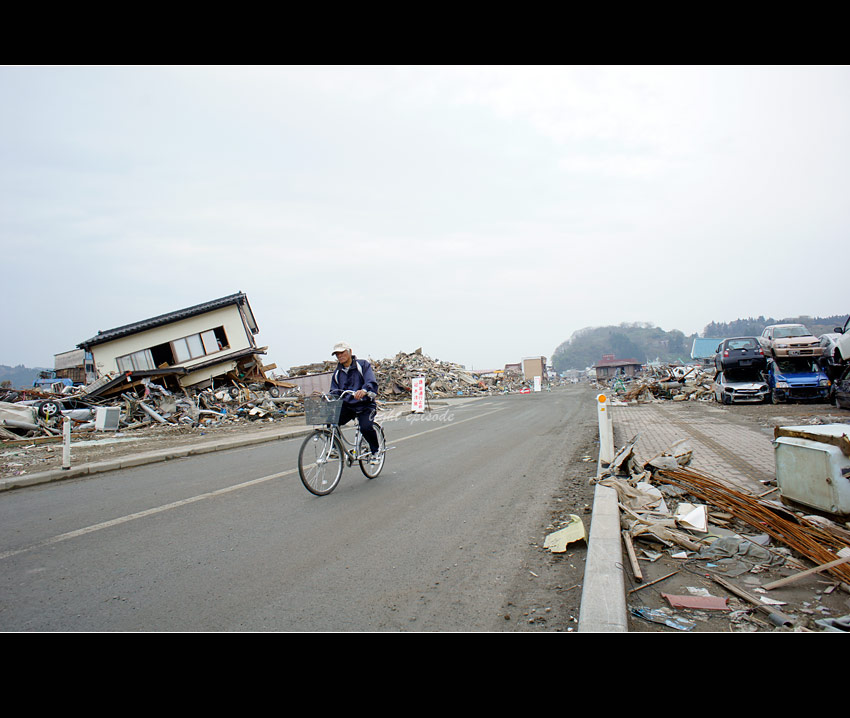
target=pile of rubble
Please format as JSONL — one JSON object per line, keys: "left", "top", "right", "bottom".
{"left": 596, "top": 437, "right": 850, "bottom": 632}
{"left": 371, "top": 348, "right": 532, "bottom": 400}
{"left": 605, "top": 365, "right": 715, "bottom": 403}
{"left": 375, "top": 348, "right": 481, "bottom": 400}
{"left": 1, "top": 347, "right": 538, "bottom": 449}
{"left": 0, "top": 378, "right": 306, "bottom": 444}
{"left": 0, "top": 348, "right": 507, "bottom": 445}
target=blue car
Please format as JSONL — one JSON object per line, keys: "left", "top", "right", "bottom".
{"left": 766, "top": 358, "right": 830, "bottom": 403}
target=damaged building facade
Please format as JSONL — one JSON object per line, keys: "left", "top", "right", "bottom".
{"left": 77, "top": 292, "right": 270, "bottom": 393}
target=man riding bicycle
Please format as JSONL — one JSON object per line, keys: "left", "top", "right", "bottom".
{"left": 329, "top": 342, "right": 381, "bottom": 459}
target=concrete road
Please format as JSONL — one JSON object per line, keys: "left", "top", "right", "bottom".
{"left": 0, "top": 385, "right": 596, "bottom": 631}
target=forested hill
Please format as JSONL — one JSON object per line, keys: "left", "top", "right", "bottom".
{"left": 702, "top": 314, "right": 847, "bottom": 340}
{"left": 0, "top": 365, "right": 47, "bottom": 389}
{"left": 552, "top": 323, "right": 695, "bottom": 372}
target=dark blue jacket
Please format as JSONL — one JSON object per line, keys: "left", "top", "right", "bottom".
{"left": 330, "top": 356, "right": 378, "bottom": 405}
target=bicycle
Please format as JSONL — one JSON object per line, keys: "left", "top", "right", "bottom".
{"left": 298, "top": 391, "right": 387, "bottom": 496}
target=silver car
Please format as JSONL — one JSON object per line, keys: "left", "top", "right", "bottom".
{"left": 714, "top": 371, "right": 770, "bottom": 404}
{"left": 760, "top": 324, "right": 823, "bottom": 359}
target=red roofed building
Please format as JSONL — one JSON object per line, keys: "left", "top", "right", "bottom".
{"left": 594, "top": 354, "right": 643, "bottom": 381}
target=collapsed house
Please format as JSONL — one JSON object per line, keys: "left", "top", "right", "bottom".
{"left": 0, "top": 292, "right": 301, "bottom": 441}
{"left": 75, "top": 291, "right": 286, "bottom": 398}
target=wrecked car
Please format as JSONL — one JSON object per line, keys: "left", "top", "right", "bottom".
{"left": 833, "top": 364, "right": 850, "bottom": 410}
{"left": 713, "top": 370, "right": 770, "bottom": 404}
{"left": 818, "top": 331, "right": 845, "bottom": 381}
{"left": 759, "top": 324, "right": 823, "bottom": 359}
{"left": 766, "top": 358, "right": 830, "bottom": 403}
{"left": 713, "top": 337, "right": 766, "bottom": 373}
{"left": 829, "top": 314, "right": 850, "bottom": 366}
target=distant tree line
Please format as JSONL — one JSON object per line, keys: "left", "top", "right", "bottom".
{"left": 703, "top": 314, "right": 847, "bottom": 340}
{"left": 0, "top": 365, "right": 47, "bottom": 389}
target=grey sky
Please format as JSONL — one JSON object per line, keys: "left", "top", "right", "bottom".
{"left": 2, "top": 65, "right": 848, "bottom": 371}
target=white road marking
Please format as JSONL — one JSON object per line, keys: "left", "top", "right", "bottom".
{"left": 0, "top": 406, "right": 506, "bottom": 561}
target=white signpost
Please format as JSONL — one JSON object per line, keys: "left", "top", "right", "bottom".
{"left": 534, "top": 376, "right": 542, "bottom": 392}
{"left": 411, "top": 376, "right": 426, "bottom": 413}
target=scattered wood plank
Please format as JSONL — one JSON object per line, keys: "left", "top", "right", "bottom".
{"left": 763, "top": 552, "right": 850, "bottom": 591}
{"left": 622, "top": 530, "right": 643, "bottom": 582}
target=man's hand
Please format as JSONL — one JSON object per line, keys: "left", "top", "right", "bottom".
{"left": 354, "top": 389, "right": 366, "bottom": 400}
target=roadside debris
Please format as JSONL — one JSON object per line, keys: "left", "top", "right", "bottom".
{"left": 601, "top": 364, "right": 715, "bottom": 403}
{"left": 544, "top": 515, "right": 587, "bottom": 553}
{"left": 1, "top": 347, "right": 540, "bottom": 479}
{"left": 595, "top": 436, "right": 850, "bottom": 632}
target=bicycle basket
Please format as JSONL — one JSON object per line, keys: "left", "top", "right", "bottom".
{"left": 304, "top": 396, "right": 344, "bottom": 425}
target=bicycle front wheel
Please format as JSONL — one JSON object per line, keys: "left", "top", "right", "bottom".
{"left": 358, "top": 423, "right": 386, "bottom": 479}
{"left": 299, "top": 429, "right": 344, "bottom": 496}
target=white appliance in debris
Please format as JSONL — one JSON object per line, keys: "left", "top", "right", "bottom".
{"left": 95, "top": 406, "right": 120, "bottom": 431}
{"left": 773, "top": 424, "right": 850, "bottom": 515}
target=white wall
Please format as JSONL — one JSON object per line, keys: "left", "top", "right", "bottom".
{"left": 91, "top": 305, "right": 254, "bottom": 376}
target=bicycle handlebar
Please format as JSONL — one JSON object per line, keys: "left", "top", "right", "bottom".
{"left": 331, "top": 389, "right": 377, "bottom": 400}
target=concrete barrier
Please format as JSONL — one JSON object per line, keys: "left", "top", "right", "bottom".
{"left": 578, "top": 392, "right": 627, "bottom": 632}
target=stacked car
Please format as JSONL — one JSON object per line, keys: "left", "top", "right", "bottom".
{"left": 759, "top": 324, "right": 823, "bottom": 359}
{"left": 765, "top": 357, "right": 830, "bottom": 403}
{"left": 827, "top": 315, "right": 850, "bottom": 410}
{"left": 712, "top": 317, "right": 849, "bottom": 407}
{"left": 712, "top": 337, "right": 769, "bottom": 404}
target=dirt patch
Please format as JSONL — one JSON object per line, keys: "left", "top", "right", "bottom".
{"left": 499, "top": 412, "right": 599, "bottom": 632}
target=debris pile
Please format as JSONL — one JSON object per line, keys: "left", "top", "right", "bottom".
{"left": 371, "top": 348, "right": 531, "bottom": 400}
{"left": 596, "top": 436, "right": 850, "bottom": 632}
{"left": 605, "top": 365, "right": 715, "bottom": 403}
{"left": 1, "top": 377, "right": 306, "bottom": 444}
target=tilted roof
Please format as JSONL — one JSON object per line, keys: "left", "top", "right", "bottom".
{"left": 78, "top": 292, "right": 257, "bottom": 349}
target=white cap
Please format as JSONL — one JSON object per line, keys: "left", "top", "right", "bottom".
{"left": 332, "top": 341, "right": 352, "bottom": 355}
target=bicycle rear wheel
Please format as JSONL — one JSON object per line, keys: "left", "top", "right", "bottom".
{"left": 299, "top": 429, "right": 344, "bottom": 496}
{"left": 358, "top": 423, "right": 386, "bottom": 479}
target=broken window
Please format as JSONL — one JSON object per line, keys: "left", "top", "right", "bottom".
{"left": 116, "top": 349, "right": 156, "bottom": 372}
{"left": 116, "top": 327, "right": 230, "bottom": 371}
{"left": 172, "top": 326, "right": 229, "bottom": 363}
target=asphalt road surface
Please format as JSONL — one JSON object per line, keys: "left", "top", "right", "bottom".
{"left": 0, "top": 385, "right": 598, "bottom": 632}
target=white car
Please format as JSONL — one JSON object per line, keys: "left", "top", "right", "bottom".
{"left": 713, "top": 371, "right": 770, "bottom": 404}
{"left": 831, "top": 315, "right": 850, "bottom": 364}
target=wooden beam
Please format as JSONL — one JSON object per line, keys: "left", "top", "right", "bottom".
{"left": 763, "top": 553, "right": 850, "bottom": 590}
{"left": 622, "top": 530, "right": 643, "bottom": 582}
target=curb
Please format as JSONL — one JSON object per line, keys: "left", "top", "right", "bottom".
{"left": 577, "top": 402, "right": 628, "bottom": 632}
{"left": 0, "top": 426, "right": 313, "bottom": 493}
{"left": 0, "top": 400, "right": 480, "bottom": 493}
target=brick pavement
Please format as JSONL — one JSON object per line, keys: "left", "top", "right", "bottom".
{"left": 610, "top": 401, "right": 775, "bottom": 494}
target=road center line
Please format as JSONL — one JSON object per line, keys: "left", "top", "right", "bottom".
{"left": 0, "top": 406, "right": 506, "bottom": 561}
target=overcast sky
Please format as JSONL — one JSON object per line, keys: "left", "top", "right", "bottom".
{"left": 2, "top": 65, "right": 848, "bottom": 372}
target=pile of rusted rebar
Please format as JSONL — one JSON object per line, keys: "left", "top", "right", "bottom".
{"left": 655, "top": 466, "right": 850, "bottom": 585}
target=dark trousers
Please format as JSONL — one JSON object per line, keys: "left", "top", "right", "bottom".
{"left": 339, "top": 402, "right": 380, "bottom": 454}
